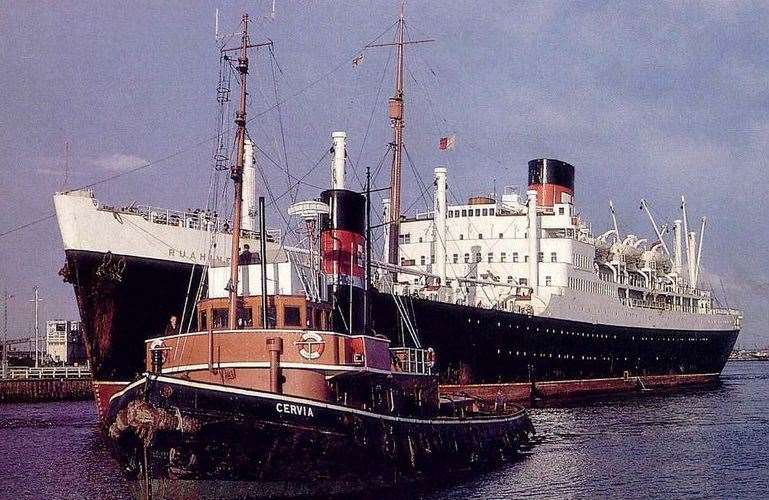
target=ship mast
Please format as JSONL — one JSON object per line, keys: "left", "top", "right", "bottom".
{"left": 386, "top": 3, "right": 406, "bottom": 265}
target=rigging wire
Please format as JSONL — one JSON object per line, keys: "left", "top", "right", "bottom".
{"left": 1, "top": 23, "right": 399, "bottom": 240}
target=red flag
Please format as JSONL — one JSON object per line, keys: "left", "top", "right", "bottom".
{"left": 439, "top": 135, "right": 455, "bottom": 151}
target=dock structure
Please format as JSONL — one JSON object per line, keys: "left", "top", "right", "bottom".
{"left": 0, "top": 365, "right": 93, "bottom": 403}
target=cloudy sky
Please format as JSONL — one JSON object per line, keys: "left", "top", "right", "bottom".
{"left": 0, "top": 1, "right": 767, "bottom": 346}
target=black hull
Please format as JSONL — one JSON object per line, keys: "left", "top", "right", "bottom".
{"left": 62, "top": 250, "right": 738, "bottom": 387}
{"left": 62, "top": 250, "right": 205, "bottom": 381}
{"left": 366, "top": 291, "right": 739, "bottom": 384}
{"left": 106, "top": 376, "right": 532, "bottom": 490}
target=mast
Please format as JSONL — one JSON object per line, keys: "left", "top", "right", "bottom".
{"left": 386, "top": 3, "right": 406, "bottom": 265}
{"left": 228, "top": 14, "right": 251, "bottom": 329}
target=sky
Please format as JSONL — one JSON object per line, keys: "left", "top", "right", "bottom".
{"left": 0, "top": 0, "right": 767, "bottom": 347}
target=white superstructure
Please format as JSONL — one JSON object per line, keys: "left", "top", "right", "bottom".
{"left": 385, "top": 167, "right": 740, "bottom": 333}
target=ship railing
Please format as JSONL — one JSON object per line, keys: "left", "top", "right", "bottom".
{"left": 103, "top": 204, "right": 281, "bottom": 241}
{"left": 389, "top": 347, "right": 433, "bottom": 375}
{"left": 6, "top": 365, "right": 92, "bottom": 380}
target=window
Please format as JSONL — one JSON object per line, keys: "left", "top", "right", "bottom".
{"left": 478, "top": 233, "right": 483, "bottom": 240}
{"left": 461, "top": 209, "right": 467, "bottom": 217}
{"left": 448, "top": 211, "right": 453, "bottom": 218}
{"left": 482, "top": 208, "right": 488, "bottom": 216}
{"left": 399, "top": 233, "right": 411, "bottom": 244}
{"left": 420, "top": 256, "right": 426, "bottom": 265}
{"left": 545, "top": 276, "right": 552, "bottom": 286}
{"left": 500, "top": 252, "right": 507, "bottom": 262}
{"left": 418, "top": 237, "right": 423, "bottom": 243}
{"left": 558, "top": 207, "right": 565, "bottom": 215}
{"left": 284, "top": 306, "right": 301, "bottom": 327}
{"left": 459, "top": 234, "right": 464, "bottom": 240}
{"left": 475, "top": 209, "right": 481, "bottom": 216}
{"left": 490, "top": 209, "right": 495, "bottom": 215}
{"left": 498, "top": 233, "right": 503, "bottom": 239}
{"left": 487, "top": 252, "right": 494, "bottom": 263}
{"left": 520, "top": 278, "right": 528, "bottom": 286}
{"left": 512, "top": 252, "right": 519, "bottom": 263}
{"left": 453, "top": 254, "right": 458, "bottom": 263}
{"left": 524, "top": 255, "right": 529, "bottom": 263}
{"left": 550, "top": 252, "right": 557, "bottom": 262}
{"left": 464, "top": 253, "right": 470, "bottom": 263}
{"left": 431, "top": 255, "right": 435, "bottom": 264}
{"left": 537, "top": 252, "right": 544, "bottom": 262}
{"left": 507, "top": 275, "right": 514, "bottom": 284}
{"left": 475, "top": 252, "right": 482, "bottom": 263}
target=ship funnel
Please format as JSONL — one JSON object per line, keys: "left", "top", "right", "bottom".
{"left": 331, "top": 131, "right": 347, "bottom": 190}
{"left": 527, "top": 158, "right": 575, "bottom": 207}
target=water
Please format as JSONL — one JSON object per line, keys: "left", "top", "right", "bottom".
{"left": 1, "top": 362, "right": 767, "bottom": 499}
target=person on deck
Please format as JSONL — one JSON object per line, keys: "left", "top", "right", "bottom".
{"left": 164, "top": 315, "right": 178, "bottom": 336}
{"left": 239, "top": 244, "right": 253, "bottom": 265}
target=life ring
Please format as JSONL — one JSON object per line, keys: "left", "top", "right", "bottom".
{"left": 426, "top": 348, "right": 436, "bottom": 368}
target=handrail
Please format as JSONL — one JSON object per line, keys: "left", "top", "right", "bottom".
{"left": 6, "top": 366, "right": 92, "bottom": 380}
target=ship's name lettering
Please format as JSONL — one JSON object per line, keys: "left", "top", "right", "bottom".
{"left": 168, "top": 248, "right": 229, "bottom": 265}
{"left": 275, "top": 402, "right": 314, "bottom": 417}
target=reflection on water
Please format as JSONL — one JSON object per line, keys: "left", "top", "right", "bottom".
{"left": 1, "top": 363, "right": 768, "bottom": 499}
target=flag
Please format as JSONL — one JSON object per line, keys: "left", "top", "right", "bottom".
{"left": 439, "top": 135, "right": 455, "bottom": 151}
{"left": 352, "top": 52, "right": 364, "bottom": 67}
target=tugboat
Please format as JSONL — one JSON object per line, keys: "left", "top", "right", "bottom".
{"left": 104, "top": 13, "right": 533, "bottom": 496}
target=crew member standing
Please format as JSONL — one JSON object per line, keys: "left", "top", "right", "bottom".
{"left": 164, "top": 315, "right": 178, "bottom": 336}
{"left": 239, "top": 244, "right": 253, "bottom": 265}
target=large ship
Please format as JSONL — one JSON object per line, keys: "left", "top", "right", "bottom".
{"left": 54, "top": 8, "right": 740, "bottom": 410}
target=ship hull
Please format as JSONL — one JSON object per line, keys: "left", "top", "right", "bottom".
{"left": 105, "top": 376, "right": 532, "bottom": 494}
{"left": 367, "top": 291, "right": 739, "bottom": 392}
{"left": 61, "top": 249, "right": 205, "bottom": 382}
{"left": 62, "top": 249, "right": 738, "bottom": 407}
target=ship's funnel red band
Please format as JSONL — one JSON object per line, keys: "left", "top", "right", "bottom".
{"left": 320, "top": 229, "right": 365, "bottom": 282}
{"left": 320, "top": 189, "right": 366, "bottom": 286}
{"left": 528, "top": 158, "right": 575, "bottom": 207}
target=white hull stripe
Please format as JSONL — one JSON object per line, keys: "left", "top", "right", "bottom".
{"left": 109, "top": 375, "right": 526, "bottom": 426}
{"left": 158, "top": 361, "right": 410, "bottom": 377}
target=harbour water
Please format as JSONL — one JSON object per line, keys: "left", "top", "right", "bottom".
{"left": 1, "top": 362, "right": 767, "bottom": 499}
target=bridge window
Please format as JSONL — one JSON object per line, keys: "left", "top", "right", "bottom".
{"left": 464, "top": 253, "right": 470, "bottom": 263}
{"left": 550, "top": 252, "right": 557, "bottom": 262}
{"left": 475, "top": 209, "right": 481, "bottom": 216}
{"left": 461, "top": 209, "right": 467, "bottom": 217}
{"left": 453, "top": 254, "right": 458, "bottom": 263}
{"left": 482, "top": 208, "right": 488, "bottom": 216}
{"left": 284, "top": 306, "right": 301, "bottom": 327}
{"left": 512, "top": 252, "right": 518, "bottom": 263}
{"left": 501, "top": 252, "right": 507, "bottom": 262}
{"left": 487, "top": 252, "right": 494, "bottom": 263}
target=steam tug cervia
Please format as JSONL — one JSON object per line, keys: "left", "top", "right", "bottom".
{"left": 103, "top": 13, "right": 533, "bottom": 493}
